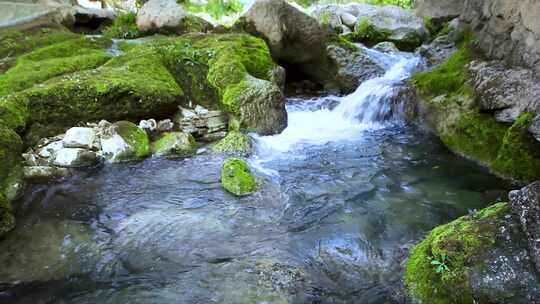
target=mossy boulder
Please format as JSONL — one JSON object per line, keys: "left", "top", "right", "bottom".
{"left": 152, "top": 132, "right": 197, "bottom": 157}
{"left": 221, "top": 158, "right": 256, "bottom": 196}
{"left": 100, "top": 121, "right": 151, "bottom": 162}
{"left": 158, "top": 33, "right": 287, "bottom": 135}
{"left": 0, "top": 126, "right": 23, "bottom": 237}
{"left": 0, "top": 27, "right": 79, "bottom": 60}
{"left": 104, "top": 12, "right": 143, "bottom": 39}
{"left": 212, "top": 131, "right": 252, "bottom": 155}
{"left": 405, "top": 202, "right": 540, "bottom": 303}
{"left": 414, "top": 44, "right": 540, "bottom": 183}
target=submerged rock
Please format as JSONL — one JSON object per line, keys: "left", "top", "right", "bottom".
{"left": 405, "top": 203, "right": 540, "bottom": 304}
{"left": 152, "top": 132, "right": 197, "bottom": 157}
{"left": 212, "top": 131, "right": 252, "bottom": 156}
{"left": 100, "top": 121, "right": 150, "bottom": 162}
{"left": 221, "top": 158, "right": 256, "bottom": 196}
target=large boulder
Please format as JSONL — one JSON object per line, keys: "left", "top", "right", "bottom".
{"left": 509, "top": 182, "right": 540, "bottom": 273}
{"left": 468, "top": 60, "right": 540, "bottom": 124}
{"left": 406, "top": 202, "right": 540, "bottom": 304}
{"left": 350, "top": 4, "right": 426, "bottom": 51}
{"left": 414, "top": 0, "right": 464, "bottom": 22}
{"left": 136, "top": 0, "right": 212, "bottom": 34}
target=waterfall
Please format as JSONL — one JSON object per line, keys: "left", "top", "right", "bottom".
{"left": 254, "top": 47, "right": 422, "bottom": 153}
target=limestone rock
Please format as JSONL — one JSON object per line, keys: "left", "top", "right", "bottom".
{"left": 52, "top": 148, "right": 98, "bottom": 167}
{"left": 62, "top": 127, "right": 96, "bottom": 149}
{"left": 100, "top": 121, "right": 150, "bottom": 162}
{"left": 152, "top": 132, "right": 196, "bottom": 157}
{"left": 221, "top": 158, "right": 257, "bottom": 196}
{"left": 509, "top": 182, "right": 540, "bottom": 273}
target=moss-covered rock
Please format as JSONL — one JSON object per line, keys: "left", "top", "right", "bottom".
{"left": 103, "top": 12, "right": 143, "bottom": 39}
{"left": 405, "top": 203, "right": 508, "bottom": 303}
{"left": 0, "top": 27, "right": 79, "bottom": 59}
{"left": 221, "top": 158, "right": 256, "bottom": 196}
{"left": 101, "top": 121, "right": 151, "bottom": 162}
{"left": 152, "top": 132, "right": 197, "bottom": 156}
{"left": 158, "top": 33, "right": 287, "bottom": 135}
{"left": 212, "top": 131, "right": 252, "bottom": 155}
{"left": 0, "top": 126, "right": 23, "bottom": 237}
{"left": 413, "top": 42, "right": 540, "bottom": 183}
{"left": 0, "top": 36, "right": 112, "bottom": 97}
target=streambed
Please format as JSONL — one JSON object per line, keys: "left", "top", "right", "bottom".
{"left": 0, "top": 47, "right": 511, "bottom": 304}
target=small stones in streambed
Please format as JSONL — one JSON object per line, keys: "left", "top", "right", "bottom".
{"left": 220, "top": 158, "right": 257, "bottom": 196}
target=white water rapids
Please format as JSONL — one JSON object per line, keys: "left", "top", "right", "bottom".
{"left": 254, "top": 47, "right": 423, "bottom": 154}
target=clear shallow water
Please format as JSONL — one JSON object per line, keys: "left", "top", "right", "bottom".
{"left": 0, "top": 49, "right": 511, "bottom": 304}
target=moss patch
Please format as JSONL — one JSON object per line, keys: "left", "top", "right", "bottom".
{"left": 405, "top": 202, "right": 509, "bottom": 304}
{"left": 212, "top": 131, "right": 252, "bottom": 155}
{"left": 221, "top": 157, "right": 256, "bottom": 196}
{"left": 0, "top": 27, "right": 79, "bottom": 59}
{"left": 104, "top": 12, "right": 143, "bottom": 39}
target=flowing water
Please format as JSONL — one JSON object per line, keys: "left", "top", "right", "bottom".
{"left": 0, "top": 48, "right": 511, "bottom": 304}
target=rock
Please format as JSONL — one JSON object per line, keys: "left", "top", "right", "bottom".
{"left": 194, "top": 105, "right": 209, "bottom": 115}
{"left": 238, "top": 0, "right": 342, "bottom": 89}
{"left": 405, "top": 203, "right": 540, "bottom": 304}
{"left": 326, "top": 44, "right": 384, "bottom": 92}
{"left": 312, "top": 5, "right": 344, "bottom": 31}
{"left": 52, "top": 148, "right": 98, "bottom": 167}
{"left": 414, "top": 0, "right": 463, "bottom": 22}
{"left": 529, "top": 115, "right": 540, "bottom": 143}
{"left": 23, "top": 166, "right": 70, "bottom": 182}
{"left": 139, "top": 119, "right": 157, "bottom": 133}
{"left": 212, "top": 131, "right": 252, "bottom": 155}
{"left": 339, "top": 24, "right": 351, "bottom": 35}
{"left": 136, "top": 0, "right": 212, "bottom": 34}
{"left": 417, "top": 34, "right": 458, "bottom": 66}
{"left": 351, "top": 4, "right": 426, "bottom": 51}
{"left": 37, "top": 140, "right": 63, "bottom": 159}
{"left": 373, "top": 41, "right": 399, "bottom": 53}
{"left": 467, "top": 60, "right": 540, "bottom": 123}
{"left": 341, "top": 12, "right": 357, "bottom": 28}
{"left": 100, "top": 121, "right": 150, "bottom": 162}
{"left": 221, "top": 158, "right": 256, "bottom": 196}
{"left": 0, "top": 127, "right": 23, "bottom": 235}
{"left": 62, "top": 127, "right": 96, "bottom": 149}
{"left": 156, "top": 119, "right": 174, "bottom": 132}
{"left": 509, "top": 182, "right": 540, "bottom": 272}
{"left": 152, "top": 132, "right": 197, "bottom": 157}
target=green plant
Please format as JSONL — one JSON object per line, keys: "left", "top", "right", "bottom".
{"left": 431, "top": 253, "right": 450, "bottom": 274}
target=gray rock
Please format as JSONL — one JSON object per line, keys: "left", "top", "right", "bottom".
{"left": 414, "top": 0, "right": 463, "bottom": 21}
{"left": 509, "top": 182, "right": 540, "bottom": 273}
{"left": 100, "top": 121, "right": 150, "bottom": 162}
{"left": 312, "top": 5, "right": 344, "bottom": 30}
{"left": 37, "top": 140, "right": 63, "bottom": 159}
{"left": 152, "top": 132, "right": 196, "bottom": 157}
{"left": 373, "top": 41, "right": 399, "bottom": 53}
{"left": 136, "top": 0, "right": 186, "bottom": 32}
{"left": 156, "top": 119, "right": 174, "bottom": 132}
{"left": 23, "top": 166, "right": 70, "bottom": 182}
{"left": 468, "top": 60, "right": 540, "bottom": 123}
{"left": 529, "top": 115, "right": 540, "bottom": 143}
{"left": 340, "top": 12, "right": 357, "bottom": 28}
{"left": 52, "top": 148, "right": 98, "bottom": 167}
{"left": 417, "top": 34, "right": 457, "bottom": 66}
{"left": 62, "top": 127, "right": 96, "bottom": 149}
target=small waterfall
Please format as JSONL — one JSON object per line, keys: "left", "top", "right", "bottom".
{"left": 255, "top": 47, "right": 422, "bottom": 153}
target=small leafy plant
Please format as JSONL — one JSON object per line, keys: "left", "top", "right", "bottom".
{"left": 431, "top": 253, "right": 450, "bottom": 274}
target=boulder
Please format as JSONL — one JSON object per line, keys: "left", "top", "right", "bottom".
{"left": 373, "top": 41, "right": 399, "bottom": 53}
{"left": 23, "top": 165, "right": 70, "bottom": 182}
{"left": 341, "top": 12, "right": 357, "bottom": 28}
{"left": 136, "top": 0, "right": 212, "bottom": 34}
{"left": 468, "top": 60, "right": 540, "bottom": 123}
{"left": 529, "top": 115, "right": 540, "bottom": 143}
{"left": 417, "top": 34, "right": 458, "bottom": 66}
{"left": 100, "top": 121, "right": 150, "bottom": 162}
{"left": 151, "top": 132, "right": 196, "bottom": 157}
{"left": 62, "top": 127, "right": 96, "bottom": 149}
{"left": 414, "top": 0, "right": 463, "bottom": 22}
{"left": 52, "top": 148, "right": 98, "bottom": 167}
{"left": 0, "top": 127, "right": 23, "bottom": 237}
{"left": 351, "top": 4, "right": 426, "bottom": 51}
{"left": 509, "top": 182, "right": 540, "bottom": 273}
{"left": 212, "top": 131, "right": 252, "bottom": 156}
{"left": 406, "top": 203, "right": 540, "bottom": 304}
{"left": 312, "top": 5, "right": 345, "bottom": 31}
{"left": 221, "top": 158, "right": 256, "bottom": 196}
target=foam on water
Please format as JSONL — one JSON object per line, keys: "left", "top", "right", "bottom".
{"left": 254, "top": 47, "right": 423, "bottom": 155}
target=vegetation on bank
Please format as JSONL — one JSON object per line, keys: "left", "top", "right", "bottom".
{"left": 405, "top": 202, "right": 509, "bottom": 304}
{"left": 412, "top": 32, "right": 540, "bottom": 183}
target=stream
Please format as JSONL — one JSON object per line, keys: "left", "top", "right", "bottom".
{"left": 0, "top": 47, "right": 511, "bottom": 303}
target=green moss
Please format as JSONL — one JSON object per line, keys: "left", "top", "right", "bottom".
{"left": 212, "top": 131, "right": 252, "bottom": 155}
{"left": 0, "top": 27, "right": 79, "bottom": 59}
{"left": 405, "top": 202, "right": 509, "bottom": 304}
{"left": 152, "top": 132, "right": 197, "bottom": 156}
{"left": 114, "top": 121, "right": 151, "bottom": 159}
{"left": 104, "top": 12, "right": 143, "bottom": 39}
{"left": 492, "top": 113, "right": 540, "bottom": 182}
{"left": 350, "top": 17, "right": 391, "bottom": 46}
{"left": 10, "top": 42, "right": 183, "bottom": 145}
{"left": 0, "top": 36, "right": 112, "bottom": 96}
{"left": 221, "top": 157, "right": 257, "bottom": 196}
{"left": 0, "top": 194, "right": 15, "bottom": 237}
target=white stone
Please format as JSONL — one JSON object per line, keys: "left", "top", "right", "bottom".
{"left": 62, "top": 127, "right": 96, "bottom": 149}
{"left": 340, "top": 12, "right": 357, "bottom": 28}
{"left": 139, "top": 119, "right": 157, "bottom": 132}
{"left": 100, "top": 134, "right": 131, "bottom": 162}
{"left": 38, "top": 140, "right": 63, "bottom": 158}
{"left": 194, "top": 105, "right": 209, "bottom": 115}
{"left": 52, "top": 148, "right": 98, "bottom": 167}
